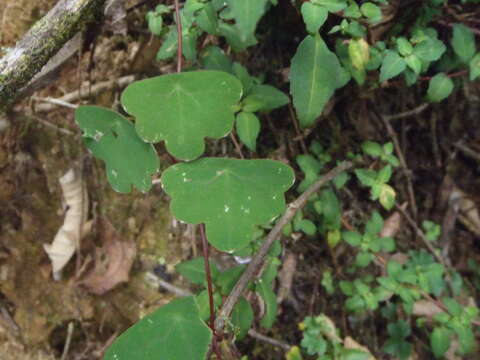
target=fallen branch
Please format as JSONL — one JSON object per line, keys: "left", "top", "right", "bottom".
{"left": 214, "top": 161, "right": 353, "bottom": 333}
{"left": 0, "top": 0, "right": 107, "bottom": 110}
{"left": 31, "top": 75, "right": 136, "bottom": 112}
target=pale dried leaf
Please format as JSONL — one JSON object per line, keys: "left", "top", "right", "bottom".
{"left": 277, "top": 252, "right": 297, "bottom": 304}
{"left": 456, "top": 187, "right": 480, "bottom": 236}
{"left": 380, "top": 211, "right": 402, "bottom": 238}
{"left": 43, "top": 168, "right": 88, "bottom": 280}
{"left": 412, "top": 299, "right": 443, "bottom": 317}
{"left": 81, "top": 218, "right": 136, "bottom": 295}
{"left": 105, "top": 0, "right": 127, "bottom": 35}
{"left": 343, "top": 336, "right": 376, "bottom": 360}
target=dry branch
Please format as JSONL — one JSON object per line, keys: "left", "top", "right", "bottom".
{"left": 0, "top": 0, "right": 107, "bottom": 110}
{"left": 214, "top": 161, "right": 353, "bottom": 333}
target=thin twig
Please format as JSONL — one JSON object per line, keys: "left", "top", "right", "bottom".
{"left": 174, "top": 0, "right": 183, "bottom": 73}
{"left": 230, "top": 133, "right": 245, "bottom": 159}
{"left": 454, "top": 140, "right": 480, "bottom": 162}
{"left": 382, "top": 103, "right": 429, "bottom": 121}
{"left": 144, "top": 272, "right": 192, "bottom": 297}
{"left": 376, "top": 108, "right": 418, "bottom": 220}
{"left": 247, "top": 329, "right": 291, "bottom": 351}
{"left": 214, "top": 161, "right": 353, "bottom": 333}
{"left": 31, "top": 96, "right": 78, "bottom": 109}
{"left": 394, "top": 204, "right": 449, "bottom": 269}
{"left": 60, "top": 322, "right": 74, "bottom": 360}
{"left": 29, "top": 114, "right": 76, "bottom": 135}
{"left": 288, "top": 103, "right": 308, "bottom": 153}
{"left": 31, "top": 75, "right": 136, "bottom": 112}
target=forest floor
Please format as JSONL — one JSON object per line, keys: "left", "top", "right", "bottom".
{"left": 1, "top": 1, "right": 480, "bottom": 360}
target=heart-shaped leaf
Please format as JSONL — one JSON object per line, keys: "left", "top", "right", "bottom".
{"left": 121, "top": 71, "right": 243, "bottom": 160}
{"left": 104, "top": 296, "right": 212, "bottom": 360}
{"left": 75, "top": 106, "right": 159, "bottom": 193}
{"left": 161, "top": 158, "right": 295, "bottom": 251}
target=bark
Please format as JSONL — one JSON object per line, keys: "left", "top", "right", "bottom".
{"left": 0, "top": 0, "right": 107, "bottom": 110}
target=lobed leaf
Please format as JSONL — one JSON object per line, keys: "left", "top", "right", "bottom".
{"left": 161, "top": 158, "right": 295, "bottom": 251}
{"left": 75, "top": 106, "right": 159, "bottom": 193}
{"left": 104, "top": 296, "right": 212, "bottom": 360}
{"left": 121, "top": 71, "right": 242, "bottom": 161}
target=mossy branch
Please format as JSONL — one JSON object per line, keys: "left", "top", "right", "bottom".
{"left": 0, "top": 0, "right": 106, "bottom": 110}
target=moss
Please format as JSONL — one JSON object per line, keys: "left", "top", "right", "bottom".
{"left": 0, "top": 0, "right": 106, "bottom": 111}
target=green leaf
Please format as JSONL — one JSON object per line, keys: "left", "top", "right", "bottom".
{"left": 175, "top": 257, "right": 219, "bottom": 284}
{"left": 201, "top": 46, "right": 233, "bottom": 73}
{"left": 426, "top": 73, "right": 454, "bottom": 103}
{"left": 157, "top": 27, "right": 178, "bottom": 60}
{"left": 341, "top": 349, "right": 371, "bottom": 360}
{"left": 413, "top": 38, "right": 446, "bottom": 62}
{"left": 343, "top": 231, "right": 362, "bottom": 246}
{"left": 405, "top": 54, "right": 422, "bottom": 75}
{"left": 431, "top": 326, "right": 451, "bottom": 358}
{"left": 318, "top": 189, "right": 341, "bottom": 230}
{"left": 469, "top": 53, "right": 480, "bottom": 81}
{"left": 243, "top": 85, "right": 290, "bottom": 112}
{"left": 362, "top": 141, "right": 382, "bottom": 157}
{"left": 311, "top": 0, "right": 347, "bottom": 12}
{"left": 121, "top": 71, "right": 242, "bottom": 160}
{"left": 344, "top": 3, "right": 361, "bottom": 18}
{"left": 355, "top": 169, "right": 377, "bottom": 187}
{"left": 104, "top": 296, "right": 212, "bottom": 360}
{"left": 225, "top": 0, "right": 268, "bottom": 43}
{"left": 290, "top": 35, "right": 349, "bottom": 127}
{"left": 286, "top": 346, "right": 304, "bottom": 360}
{"left": 196, "top": 2, "right": 218, "bottom": 34}
{"left": 232, "top": 63, "right": 254, "bottom": 94}
{"left": 231, "top": 297, "right": 254, "bottom": 340}
{"left": 296, "top": 219, "right": 317, "bottom": 235}
{"left": 218, "top": 23, "right": 257, "bottom": 52}
{"left": 75, "top": 106, "right": 159, "bottom": 194}
{"left": 451, "top": 24, "right": 476, "bottom": 63}
{"left": 349, "top": 38, "right": 370, "bottom": 71}
{"left": 195, "top": 290, "right": 222, "bottom": 321}
{"left": 217, "top": 265, "right": 246, "bottom": 295}
{"left": 380, "top": 50, "right": 406, "bottom": 82}
{"left": 257, "top": 279, "right": 278, "bottom": 328}
{"left": 396, "top": 37, "right": 413, "bottom": 56}
{"left": 356, "top": 252, "right": 373, "bottom": 267}
{"left": 236, "top": 112, "right": 260, "bottom": 151}
{"left": 301, "top": 2, "right": 328, "bottom": 34}
{"left": 360, "top": 2, "right": 382, "bottom": 23}
{"left": 161, "top": 158, "right": 295, "bottom": 251}
{"left": 146, "top": 12, "right": 163, "bottom": 36}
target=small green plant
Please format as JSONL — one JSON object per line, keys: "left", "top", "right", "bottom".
{"left": 298, "top": 314, "right": 371, "bottom": 360}
{"left": 343, "top": 211, "right": 396, "bottom": 267}
{"left": 71, "top": 1, "right": 480, "bottom": 358}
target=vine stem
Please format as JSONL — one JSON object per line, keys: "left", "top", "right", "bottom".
{"left": 214, "top": 161, "right": 353, "bottom": 333}
{"left": 200, "top": 224, "right": 222, "bottom": 360}
{"left": 174, "top": 0, "right": 183, "bottom": 73}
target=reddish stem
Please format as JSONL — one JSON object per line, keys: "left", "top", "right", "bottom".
{"left": 200, "top": 224, "right": 222, "bottom": 360}
{"left": 173, "top": 0, "right": 183, "bottom": 73}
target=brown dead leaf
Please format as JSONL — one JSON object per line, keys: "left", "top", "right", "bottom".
{"left": 343, "top": 336, "right": 376, "bottom": 360}
{"left": 380, "top": 210, "right": 402, "bottom": 238}
{"left": 277, "top": 252, "right": 297, "bottom": 304}
{"left": 412, "top": 299, "right": 443, "bottom": 317}
{"left": 80, "top": 218, "right": 136, "bottom": 295}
